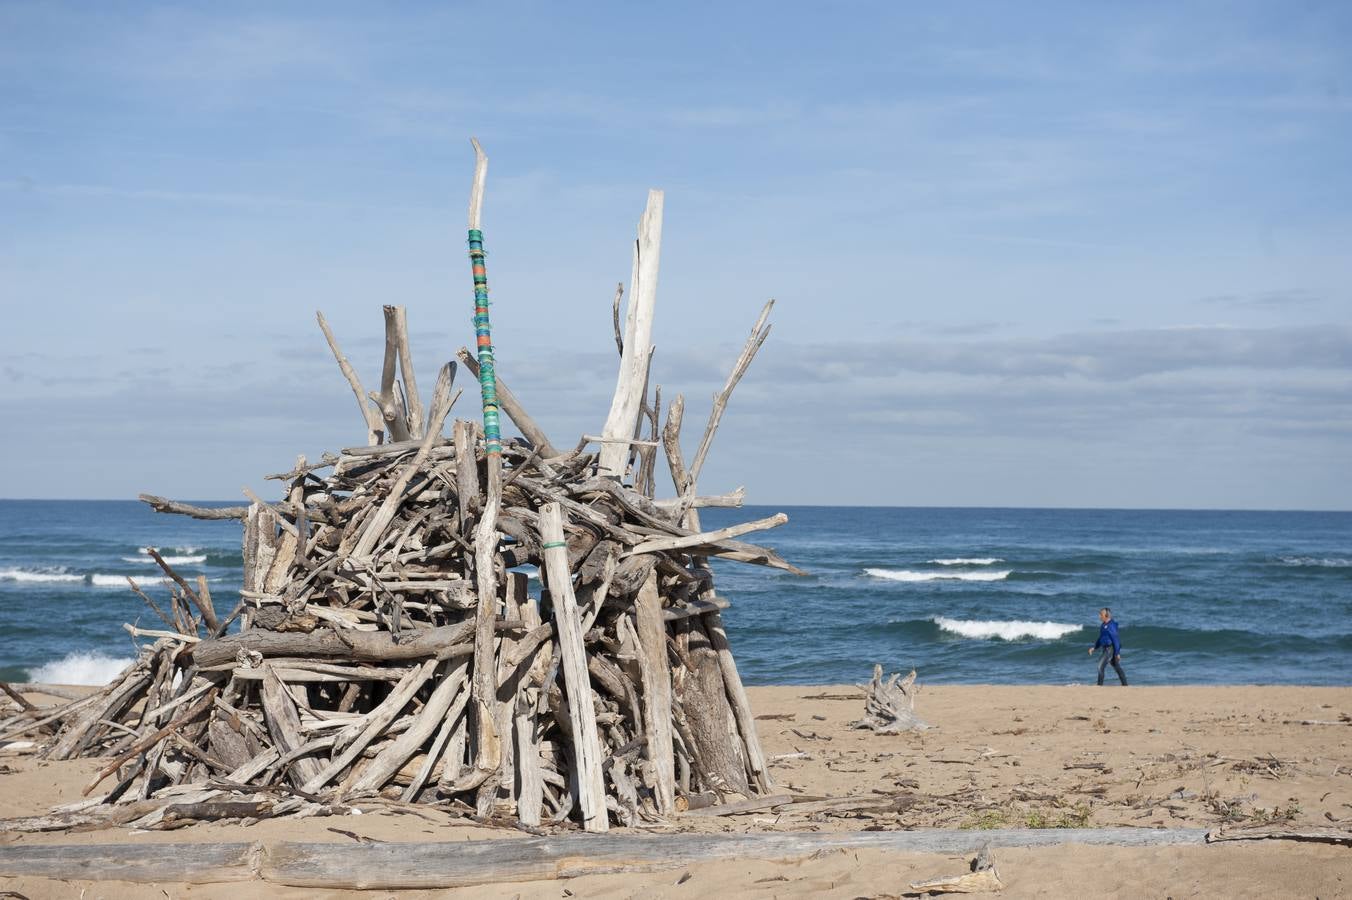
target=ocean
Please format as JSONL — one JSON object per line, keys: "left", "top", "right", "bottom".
{"left": 1, "top": 500, "right": 1348, "bottom": 687}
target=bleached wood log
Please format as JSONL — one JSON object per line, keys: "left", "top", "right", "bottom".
{"left": 376, "top": 307, "right": 413, "bottom": 443}
{"left": 625, "top": 513, "right": 788, "bottom": 557}
{"left": 388, "top": 305, "right": 425, "bottom": 438}
{"left": 191, "top": 620, "right": 476, "bottom": 667}
{"left": 261, "top": 666, "right": 323, "bottom": 789}
{"left": 675, "top": 618, "right": 749, "bottom": 797}
{"left": 139, "top": 494, "right": 250, "bottom": 520}
{"left": 513, "top": 592, "right": 548, "bottom": 825}
{"left": 908, "top": 842, "right": 1003, "bottom": 894}
{"left": 598, "top": 189, "right": 664, "bottom": 478}
{"left": 632, "top": 570, "right": 676, "bottom": 814}
{"left": 651, "top": 487, "right": 746, "bottom": 511}
{"left": 852, "top": 664, "right": 930, "bottom": 734}
{"left": 0, "top": 829, "right": 1211, "bottom": 887}
{"left": 317, "top": 310, "right": 384, "bottom": 445}
{"left": 539, "top": 502, "right": 608, "bottom": 832}
{"left": 449, "top": 458, "right": 503, "bottom": 796}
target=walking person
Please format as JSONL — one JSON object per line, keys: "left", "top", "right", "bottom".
{"left": 1088, "top": 607, "right": 1128, "bottom": 685}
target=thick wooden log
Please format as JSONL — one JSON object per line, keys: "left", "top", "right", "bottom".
{"left": 0, "top": 829, "right": 1212, "bottom": 888}
{"left": 632, "top": 570, "right": 676, "bottom": 814}
{"left": 624, "top": 513, "right": 787, "bottom": 557}
{"left": 676, "top": 618, "right": 749, "bottom": 796}
{"left": 139, "top": 493, "right": 249, "bottom": 521}
{"left": 598, "top": 189, "right": 663, "bottom": 478}
{"left": 191, "top": 621, "right": 476, "bottom": 668}
{"left": 0, "top": 842, "right": 258, "bottom": 883}
{"left": 261, "top": 667, "right": 323, "bottom": 789}
{"left": 539, "top": 502, "right": 608, "bottom": 832}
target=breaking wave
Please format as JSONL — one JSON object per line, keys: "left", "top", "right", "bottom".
{"left": 929, "top": 558, "right": 1004, "bottom": 566}
{"left": 933, "top": 617, "right": 1082, "bottom": 641}
{"left": 865, "top": 567, "right": 1011, "bottom": 583}
{"left": 0, "top": 567, "right": 83, "bottom": 583}
{"left": 0, "top": 568, "right": 160, "bottom": 588}
{"left": 1278, "top": 556, "right": 1351, "bottom": 568}
{"left": 26, "top": 651, "right": 133, "bottom": 686}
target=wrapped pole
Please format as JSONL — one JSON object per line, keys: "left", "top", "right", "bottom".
{"left": 466, "top": 137, "right": 501, "bottom": 459}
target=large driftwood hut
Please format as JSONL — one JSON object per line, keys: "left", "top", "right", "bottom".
{"left": 3, "top": 142, "right": 801, "bottom": 833}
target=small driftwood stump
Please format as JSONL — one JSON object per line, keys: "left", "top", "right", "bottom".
{"left": 852, "top": 664, "right": 930, "bottom": 734}
{"left": 906, "top": 842, "right": 1003, "bottom": 895}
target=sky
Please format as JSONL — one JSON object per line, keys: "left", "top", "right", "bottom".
{"left": 1, "top": 1, "right": 1349, "bottom": 509}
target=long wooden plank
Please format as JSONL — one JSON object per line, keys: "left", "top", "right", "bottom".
{"left": 538, "top": 501, "right": 608, "bottom": 832}
{"left": 633, "top": 570, "right": 676, "bottom": 814}
{"left": 264, "top": 828, "right": 1208, "bottom": 889}
{"left": 0, "top": 841, "right": 258, "bottom": 883}
{"left": 0, "top": 829, "right": 1210, "bottom": 888}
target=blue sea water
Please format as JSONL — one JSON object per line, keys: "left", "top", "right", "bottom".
{"left": 1, "top": 500, "right": 1348, "bottom": 686}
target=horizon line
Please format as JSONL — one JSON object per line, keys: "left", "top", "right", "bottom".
{"left": 1, "top": 497, "right": 1348, "bottom": 515}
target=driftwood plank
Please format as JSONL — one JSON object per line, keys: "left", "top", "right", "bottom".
{"left": 0, "top": 829, "right": 1210, "bottom": 888}
{"left": 598, "top": 189, "right": 663, "bottom": 478}
{"left": 539, "top": 501, "right": 608, "bottom": 832}
{"left": 0, "top": 841, "right": 258, "bottom": 883}
{"left": 633, "top": 570, "right": 676, "bottom": 814}
{"left": 261, "top": 828, "right": 1209, "bottom": 889}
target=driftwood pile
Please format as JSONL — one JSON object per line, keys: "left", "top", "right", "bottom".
{"left": 2, "top": 151, "right": 804, "bottom": 833}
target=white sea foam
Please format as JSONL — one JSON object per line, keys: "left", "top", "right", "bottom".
{"left": 933, "top": 617, "right": 1081, "bottom": 641}
{"left": 90, "top": 574, "right": 138, "bottom": 587}
{"left": 1279, "top": 556, "right": 1351, "bottom": 568}
{"left": 928, "top": 558, "right": 1004, "bottom": 566}
{"left": 121, "top": 555, "right": 207, "bottom": 565}
{"left": 0, "top": 568, "right": 84, "bottom": 583}
{"left": 26, "top": 651, "right": 134, "bottom": 686}
{"left": 865, "top": 567, "right": 1011, "bottom": 583}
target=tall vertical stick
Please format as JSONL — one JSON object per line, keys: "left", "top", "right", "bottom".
{"left": 461, "top": 137, "right": 505, "bottom": 794}
{"left": 539, "top": 502, "right": 609, "bottom": 832}
{"left": 466, "top": 137, "right": 502, "bottom": 462}
{"left": 598, "top": 189, "right": 664, "bottom": 478}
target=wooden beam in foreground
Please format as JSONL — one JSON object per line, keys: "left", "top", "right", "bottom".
{"left": 0, "top": 828, "right": 1209, "bottom": 889}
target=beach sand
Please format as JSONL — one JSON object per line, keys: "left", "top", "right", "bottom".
{"left": 3, "top": 683, "right": 1350, "bottom": 897}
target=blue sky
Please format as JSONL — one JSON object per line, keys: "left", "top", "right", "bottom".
{"left": 1, "top": 1, "right": 1349, "bottom": 508}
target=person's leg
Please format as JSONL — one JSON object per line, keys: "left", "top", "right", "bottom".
{"left": 1097, "top": 650, "right": 1108, "bottom": 686}
{"left": 1111, "top": 655, "right": 1128, "bottom": 686}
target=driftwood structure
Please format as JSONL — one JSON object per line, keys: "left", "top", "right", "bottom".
{"left": 1, "top": 143, "right": 803, "bottom": 832}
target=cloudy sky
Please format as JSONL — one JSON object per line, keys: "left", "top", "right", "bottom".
{"left": 2, "top": 2, "right": 1349, "bottom": 509}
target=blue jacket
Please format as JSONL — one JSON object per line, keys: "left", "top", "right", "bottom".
{"left": 1094, "top": 619, "right": 1121, "bottom": 655}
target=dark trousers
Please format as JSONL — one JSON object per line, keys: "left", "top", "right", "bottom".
{"left": 1097, "top": 648, "right": 1128, "bottom": 686}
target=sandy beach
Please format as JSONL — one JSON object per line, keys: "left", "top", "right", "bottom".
{"left": 3, "top": 682, "right": 1350, "bottom": 898}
